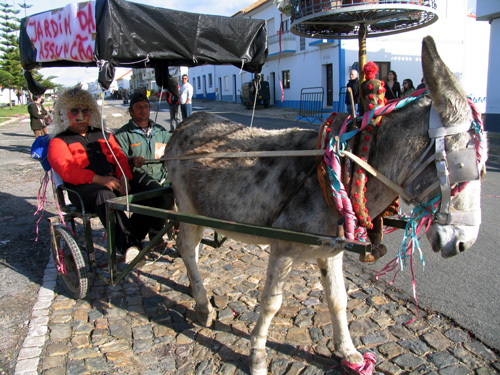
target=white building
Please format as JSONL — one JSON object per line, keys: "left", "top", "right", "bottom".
{"left": 188, "top": 0, "right": 490, "bottom": 123}
{"left": 477, "top": 0, "right": 500, "bottom": 132}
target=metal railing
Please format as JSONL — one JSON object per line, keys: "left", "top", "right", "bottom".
{"left": 297, "top": 87, "right": 324, "bottom": 123}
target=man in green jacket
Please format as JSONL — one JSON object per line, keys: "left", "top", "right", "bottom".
{"left": 115, "top": 92, "right": 174, "bottom": 239}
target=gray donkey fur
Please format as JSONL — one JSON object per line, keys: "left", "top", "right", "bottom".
{"left": 165, "top": 36, "right": 487, "bottom": 374}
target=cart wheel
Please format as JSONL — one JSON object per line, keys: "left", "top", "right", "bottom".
{"left": 51, "top": 225, "right": 89, "bottom": 299}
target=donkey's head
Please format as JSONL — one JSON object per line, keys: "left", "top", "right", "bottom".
{"left": 421, "top": 36, "right": 487, "bottom": 258}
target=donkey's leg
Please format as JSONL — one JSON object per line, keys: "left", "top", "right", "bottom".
{"left": 317, "top": 254, "right": 363, "bottom": 364}
{"left": 250, "top": 249, "right": 294, "bottom": 375}
{"left": 176, "top": 223, "right": 214, "bottom": 326}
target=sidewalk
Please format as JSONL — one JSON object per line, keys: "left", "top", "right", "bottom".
{"left": 14, "top": 102, "right": 500, "bottom": 375}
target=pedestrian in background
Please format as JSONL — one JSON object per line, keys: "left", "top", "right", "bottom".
{"left": 180, "top": 74, "right": 193, "bottom": 119}
{"left": 383, "top": 70, "right": 401, "bottom": 100}
{"left": 167, "top": 78, "right": 181, "bottom": 133}
{"left": 28, "top": 95, "right": 48, "bottom": 138}
{"left": 402, "top": 78, "right": 415, "bottom": 97}
{"left": 345, "top": 69, "right": 359, "bottom": 115}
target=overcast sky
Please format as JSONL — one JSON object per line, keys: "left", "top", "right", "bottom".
{"left": 19, "top": 0, "right": 257, "bottom": 86}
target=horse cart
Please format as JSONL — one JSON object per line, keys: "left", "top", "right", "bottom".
{"left": 22, "top": 1, "right": 486, "bottom": 374}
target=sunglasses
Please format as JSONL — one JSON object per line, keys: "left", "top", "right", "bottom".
{"left": 70, "top": 108, "right": 90, "bottom": 115}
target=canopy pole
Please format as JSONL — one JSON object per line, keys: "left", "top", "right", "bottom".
{"left": 358, "top": 23, "right": 368, "bottom": 115}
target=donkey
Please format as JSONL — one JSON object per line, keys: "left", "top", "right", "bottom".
{"left": 165, "top": 36, "right": 487, "bottom": 374}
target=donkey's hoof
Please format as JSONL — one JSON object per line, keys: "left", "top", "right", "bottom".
{"left": 359, "top": 244, "right": 387, "bottom": 263}
{"left": 250, "top": 348, "right": 267, "bottom": 375}
{"left": 195, "top": 306, "right": 214, "bottom": 327}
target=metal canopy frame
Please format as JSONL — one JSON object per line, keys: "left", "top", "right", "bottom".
{"left": 290, "top": 0, "right": 438, "bottom": 39}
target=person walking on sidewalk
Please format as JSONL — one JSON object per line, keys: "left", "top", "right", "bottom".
{"left": 28, "top": 95, "right": 48, "bottom": 138}
{"left": 180, "top": 74, "right": 193, "bottom": 119}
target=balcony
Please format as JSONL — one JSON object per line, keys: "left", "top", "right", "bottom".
{"left": 289, "top": 0, "right": 438, "bottom": 39}
{"left": 267, "top": 31, "right": 297, "bottom": 58}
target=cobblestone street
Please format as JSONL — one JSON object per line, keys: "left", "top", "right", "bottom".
{"left": 21, "top": 224, "right": 500, "bottom": 375}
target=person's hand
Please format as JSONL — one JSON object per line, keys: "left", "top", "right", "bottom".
{"left": 92, "top": 175, "right": 122, "bottom": 192}
{"left": 133, "top": 156, "right": 145, "bottom": 168}
{"left": 118, "top": 175, "right": 131, "bottom": 196}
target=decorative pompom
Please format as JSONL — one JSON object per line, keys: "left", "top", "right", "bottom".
{"left": 367, "top": 126, "right": 373, "bottom": 131}
{"left": 380, "top": 81, "right": 385, "bottom": 87}
{"left": 378, "top": 98, "right": 383, "bottom": 104}
{"left": 364, "top": 135, "right": 370, "bottom": 141}
{"left": 368, "top": 103, "right": 374, "bottom": 110}
{"left": 362, "top": 146, "right": 367, "bottom": 152}
{"left": 368, "top": 94, "right": 374, "bottom": 100}
{"left": 326, "top": 128, "right": 331, "bottom": 133}
{"left": 358, "top": 169, "right": 363, "bottom": 174}
{"left": 356, "top": 179, "right": 361, "bottom": 186}
{"left": 363, "top": 61, "right": 379, "bottom": 80}
{"left": 354, "top": 193, "right": 359, "bottom": 199}
{"left": 367, "top": 83, "right": 373, "bottom": 90}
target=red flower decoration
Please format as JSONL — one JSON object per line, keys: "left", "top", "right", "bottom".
{"left": 355, "top": 179, "right": 361, "bottom": 186}
{"left": 354, "top": 193, "right": 359, "bottom": 199}
{"left": 358, "top": 169, "right": 363, "bottom": 174}
{"left": 364, "top": 135, "right": 370, "bottom": 141}
{"left": 368, "top": 94, "right": 374, "bottom": 100}
{"left": 354, "top": 203, "right": 359, "bottom": 210}
{"left": 378, "top": 98, "right": 383, "bottom": 104}
{"left": 362, "top": 146, "right": 367, "bottom": 152}
{"left": 367, "top": 83, "right": 373, "bottom": 90}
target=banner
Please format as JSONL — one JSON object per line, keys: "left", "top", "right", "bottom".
{"left": 25, "top": 1, "right": 96, "bottom": 63}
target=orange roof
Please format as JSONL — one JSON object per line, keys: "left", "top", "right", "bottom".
{"left": 233, "top": 0, "right": 270, "bottom": 17}
{"left": 116, "top": 70, "right": 132, "bottom": 80}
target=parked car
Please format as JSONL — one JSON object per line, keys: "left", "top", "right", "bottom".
{"left": 240, "top": 81, "right": 270, "bottom": 109}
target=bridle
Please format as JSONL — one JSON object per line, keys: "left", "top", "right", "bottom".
{"left": 329, "top": 94, "right": 484, "bottom": 239}
{"left": 401, "top": 104, "right": 482, "bottom": 226}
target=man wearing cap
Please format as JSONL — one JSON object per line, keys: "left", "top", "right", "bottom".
{"left": 115, "top": 92, "right": 174, "bottom": 239}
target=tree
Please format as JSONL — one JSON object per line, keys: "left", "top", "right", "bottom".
{"left": 18, "top": 2, "right": 32, "bottom": 18}
{"left": 0, "top": 2, "right": 22, "bottom": 107}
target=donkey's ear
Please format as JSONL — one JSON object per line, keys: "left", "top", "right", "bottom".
{"left": 422, "top": 36, "right": 470, "bottom": 125}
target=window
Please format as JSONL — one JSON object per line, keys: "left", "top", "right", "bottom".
{"left": 300, "top": 37, "right": 305, "bottom": 51}
{"left": 224, "top": 76, "right": 229, "bottom": 91}
{"left": 208, "top": 73, "right": 213, "bottom": 87}
{"left": 267, "top": 18, "right": 275, "bottom": 35}
{"left": 197, "top": 77, "right": 201, "bottom": 89}
{"left": 282, "top": 70, "right": 290, "bottom": 89}
{"left": 281, "top": 19, "right": 289, "bottom": 32}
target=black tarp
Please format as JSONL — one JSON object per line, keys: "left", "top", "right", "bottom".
{"left": 19, "top": 0, "right": 268, "bottom": 91}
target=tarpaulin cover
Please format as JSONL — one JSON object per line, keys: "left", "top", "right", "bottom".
{"left": 19, "top": 0, "right": 268, "bottom": 90}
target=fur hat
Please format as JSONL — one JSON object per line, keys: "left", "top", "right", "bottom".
{"left": 51, "top": 86, "right": 104, "bottom": 136}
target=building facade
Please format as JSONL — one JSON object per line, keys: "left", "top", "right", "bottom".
{"left": 187, "top": 0, "right": 489, "bottom": 121}
{"left": 477, "top": 0, "right": 500, "bottom": 132}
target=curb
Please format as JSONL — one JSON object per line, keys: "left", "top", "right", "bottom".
{"left": 14, "top": 256, "right": 56, "bottom": 375}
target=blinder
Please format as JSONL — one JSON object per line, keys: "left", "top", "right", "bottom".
{"left": 426, "top": 105, "right": 481, "bottom": 226}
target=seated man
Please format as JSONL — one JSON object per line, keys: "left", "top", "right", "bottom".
{"left": 47, "top": 87, "right": 157, "bottom": 263}
{"left": 115, "top": 92, "right": 175, "bottom": 239}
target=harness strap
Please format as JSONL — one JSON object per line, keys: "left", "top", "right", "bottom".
{"left": 341, "top": 150, "right": 412, "bottom": 201}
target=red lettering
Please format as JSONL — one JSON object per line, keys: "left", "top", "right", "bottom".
{"left": 28, "top": 20, "right": 39, "bottom": 42}
{"left": 55, "top": 44, "right": 63, "bottom": 59}
{"left": 70, "top": 40, "right": 78, "bottom": 60}
{"left": 43, "top": 19, "right": 52, "bottom": 38}
{"left": 77, "top": 3, "right": 95, "bottom": 35}
{"left": 50, "top": 19, "right": 59, "bottom": 38}
{"left": 36, "top": 21, "right": 44, "bottom": 43}
{"left": 64, "top": 14, "right": 71, "bottom": 35}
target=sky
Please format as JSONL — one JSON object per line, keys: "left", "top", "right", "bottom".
{"left": 18, "top": 0, "right": 257, "bottom": 86}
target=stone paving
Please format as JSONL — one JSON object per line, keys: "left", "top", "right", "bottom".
{"left": 13, "top": 101, "right": 500, "bottom": 375}
{"left": 17, "top": 220, "right": 500, "bottom": 375}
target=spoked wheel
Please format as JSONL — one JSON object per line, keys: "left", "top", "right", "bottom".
{"left": 51, "top": 225, "right": 89, "bottom": 299}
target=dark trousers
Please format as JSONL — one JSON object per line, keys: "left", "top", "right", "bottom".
{"left": 67, "top": 184, "right": 141, "bottom": 253}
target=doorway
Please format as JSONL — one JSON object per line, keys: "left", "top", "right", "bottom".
{"left": 326, "top": 63, "right": 333, "bottom": 107}
{"left": 270, "top": 72, "right": 276, "bottom": 105}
